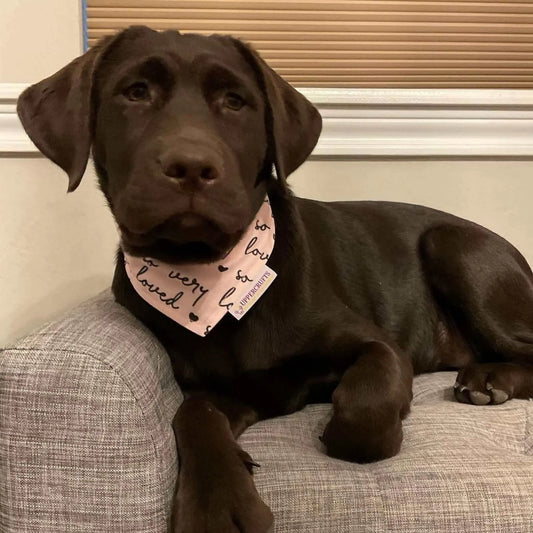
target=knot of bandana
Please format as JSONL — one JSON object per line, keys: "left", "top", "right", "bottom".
{"left": 123, "top": 196, "right": 277, "bottom": 336}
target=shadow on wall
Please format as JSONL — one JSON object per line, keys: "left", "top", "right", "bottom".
{"left": 2, "top": 275, "right": 113, "bottom": 347}
{"left": 0, "top": 157, "right": 118, "bottom": 347}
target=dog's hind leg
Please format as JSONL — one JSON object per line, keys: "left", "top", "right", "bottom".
{"left": 421, "top": 224, "right": 533, "bottom": 405}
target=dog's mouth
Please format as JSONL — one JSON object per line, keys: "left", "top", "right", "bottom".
{"left": 120, "top": 213, "right": 243, "bottom": 264}
{"left": 124, "top": 239, "right": 228, "bottom": 264}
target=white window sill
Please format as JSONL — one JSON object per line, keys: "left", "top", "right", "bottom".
{"left": 2, "top": 84, "right": 533, "bottom": 157}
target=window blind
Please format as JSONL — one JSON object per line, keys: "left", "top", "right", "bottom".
{"left": 86, "top": 1, "right": 533, "bottom": 88}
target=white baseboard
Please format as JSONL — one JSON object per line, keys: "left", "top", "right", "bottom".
{"left": 2, "top": 83, "right": 533, "bottom": 157}
{"left": 302, "top": 88, "right": 533, "bottom": 157}
{"left": 0, "top": 83, "right": 36, "bottom": 152}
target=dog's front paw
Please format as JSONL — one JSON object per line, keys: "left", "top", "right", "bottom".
{"left": 321, "top": 406, "right": 403, "bottom": 464}
{"left": 173, "top": 447, "right": 273, "bottom": 533}
{"left": 321, "top": 374, "right": 409, "bottom": 463}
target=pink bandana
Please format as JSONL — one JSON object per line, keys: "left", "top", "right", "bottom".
{"left": 122, "top": 197, "right": 277, "bottom": 336}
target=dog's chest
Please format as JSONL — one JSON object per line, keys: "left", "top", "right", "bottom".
{"left": 165, "top": 312, "right": 303, "bottom": 382}
{"left": 162, "top": 313, "right": 341, "bottom": 415}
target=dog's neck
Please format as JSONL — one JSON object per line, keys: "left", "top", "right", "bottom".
{"left": 122, "top": 196, "right": 277, "bottom": 337}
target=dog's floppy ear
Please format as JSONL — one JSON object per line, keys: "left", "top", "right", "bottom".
{"left": 17, "top": 26, "right": 157, "bottom": 192}
{"left": 16, "top": 28, "right": 143, "bottom": 193}
{"left": 17, "top": 45, "right": 106, "bottom": 192}
{"left": 232, "top": 40, "right": 322, "bottom": 182}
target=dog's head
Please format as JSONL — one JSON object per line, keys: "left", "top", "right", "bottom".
{"left": 17, "top": 26, "right": 321, "bottom": 263}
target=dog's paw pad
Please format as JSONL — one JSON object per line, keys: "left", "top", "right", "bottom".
{"left": 454, "top": 364, "right": 516, "bottom": 406}
{"left": 486, "top": 383, "right": 509, "bottom": 404}
{"left": 469, "top": 390, "right": 491, "bottom": 405}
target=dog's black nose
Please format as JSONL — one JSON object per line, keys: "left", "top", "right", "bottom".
{"left": 159, "top": 149, "right": 219, "bottom": 188}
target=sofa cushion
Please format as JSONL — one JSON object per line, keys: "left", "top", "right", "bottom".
{"left": 240, "top": 372, "right": 533, "bottom": 532}
{"left": 3, "top": 291, "right": 533, "bottom": 532}
{"left": 0, "top": 291, "right": 181, "bottom": 532}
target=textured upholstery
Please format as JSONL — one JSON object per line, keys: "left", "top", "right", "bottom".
{"left": 0, "top": 291, "right": 181, "bottom": 532}
{"left": 1, "top": 291, "right": 532, "bottom": 532}
{"left": 242, "top": 373, "right": 533, "bottom": 532}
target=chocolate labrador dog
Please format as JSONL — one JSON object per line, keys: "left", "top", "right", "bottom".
{"left": 17, "top": 26, "right": 533, "bottom": 533}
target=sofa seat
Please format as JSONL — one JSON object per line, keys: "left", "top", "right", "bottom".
{"left": 1, "top": 291, "right": 532, "bottom": 532}
{"left": 241, "top": 372, "right": 533, "bottom": 532}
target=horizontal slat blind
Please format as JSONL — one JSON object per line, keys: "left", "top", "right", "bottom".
{"left": 86, "top": 1, "right": 533, "bottom": 88}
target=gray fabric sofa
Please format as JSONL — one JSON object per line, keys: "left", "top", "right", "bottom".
{"left": 1, "top": 291, "right": 533, "bottom": 532}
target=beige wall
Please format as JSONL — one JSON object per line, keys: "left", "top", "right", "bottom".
{"left": 0, "top": 0, "right": 116, "bottom": 345}
{"left": 1, "top": 2, "right": 532, "bottom": 346}
{"left": 0, "top": 0, "right": 82, "bottom": 82}
{"left": 0, "top": 159, "right": 117, "bottom": 345}
{"left": 292, "top": 160, "right": 533, "bottom": 266}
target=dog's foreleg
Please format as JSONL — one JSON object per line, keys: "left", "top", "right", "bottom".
{"left": 171, "top": 394, "right": 273, "bottom": 533}
{"left": 321, "top": 340, "right": 413, "bottom": 463}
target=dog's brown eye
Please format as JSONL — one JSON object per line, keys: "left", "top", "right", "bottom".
{"left": 224, "top": 92, "right": 245, "bottom": 111}
{"left": 124, "top": 82, "right": 150, "bottom": 102}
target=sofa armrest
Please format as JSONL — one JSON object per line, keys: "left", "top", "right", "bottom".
{"left": 0, "top": 290, "right": 182, "bottom": 532}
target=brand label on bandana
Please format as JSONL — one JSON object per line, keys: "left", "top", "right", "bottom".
{"left": 228, "top": 265, "right": 277, "bottom": 320}
{"left": 122, "top": 196, "right": 276, "bottom": 337}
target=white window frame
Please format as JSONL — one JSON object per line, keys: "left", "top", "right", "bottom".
{"left": 304, "top": 88, "right": 533, "bottom": 157}
{"left": 2, "top": 5, "right": 533, "bottom": 158}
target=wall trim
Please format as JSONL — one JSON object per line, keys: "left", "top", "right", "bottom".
{"left": 2, "top": 83, "right": 533, "bottom": 157}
